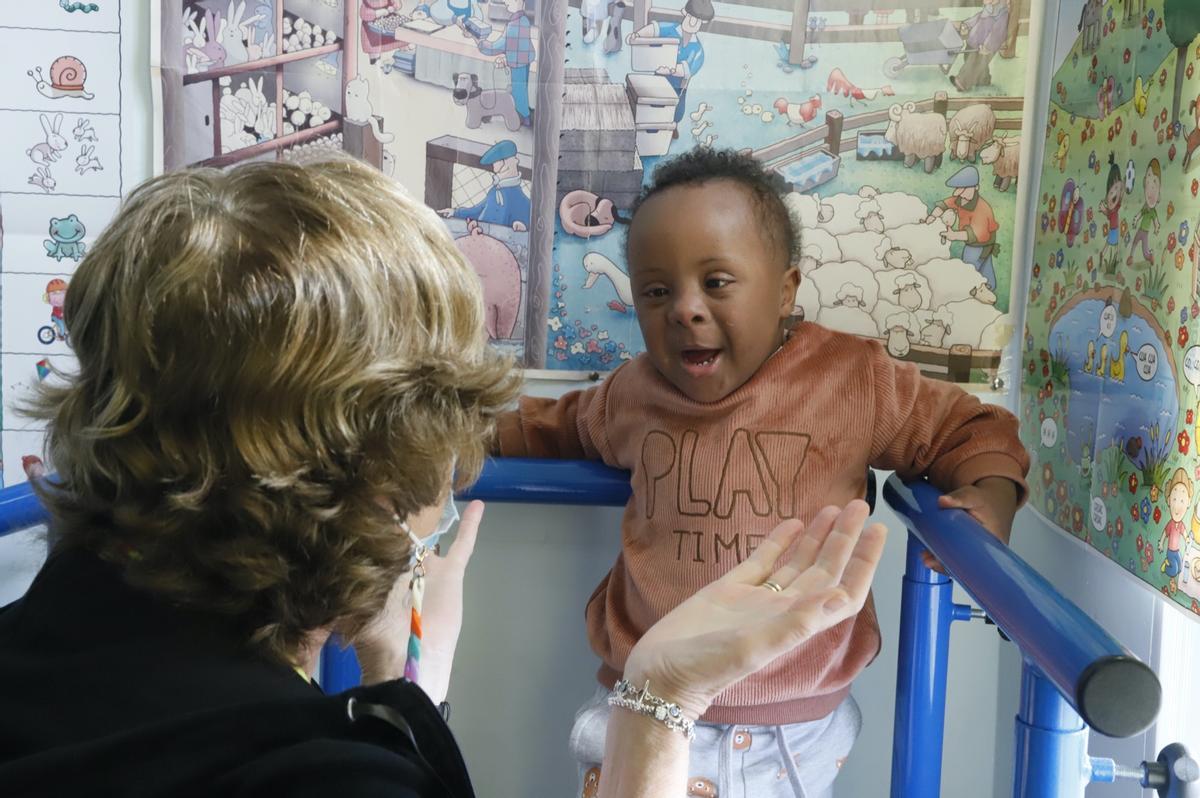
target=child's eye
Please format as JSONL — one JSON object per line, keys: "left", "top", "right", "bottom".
{"left": 706, "top": 277, "right": 733, "bottom": 290}
{"left": 642, "top": 286, "right": 669, "bottom": 299}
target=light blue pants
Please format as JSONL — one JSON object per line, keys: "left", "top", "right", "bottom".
{"left": 510, "top": 64, "right": 531, "bottom": 119}
{"left": 963, "top": 244, "right": 997, "bottom": 290}
{"left": 570, "top": 687, "right": 861, "bottom": 798}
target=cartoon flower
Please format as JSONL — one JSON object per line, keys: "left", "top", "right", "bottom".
{"left": 1129, "top": 474, "right": 1139, "bottom": 493}
{"left": 1057, "top": 481, "right": 1069, "bottom": 504}
{"left": 1179, "top": 326, "right": 1189, "bottom": 348}
{"left": 1137, "top": 533, "right": 1145, "bottom": 551}
{"left": 1132, "top": 504, "right": 1140, "bottom": 521}
{"left": 1072, "top": 507, "right": 1084, "bottom": 532}
{"left": 1141, "top": 497, "right": 1152, "bottom": 521}
{"left": 1179, "top": 431, "right": 1191, "bottom": 454}
{"left": 1189, "top": 409, "right": 1195, "bottom": 425}
{"left": 1169, "top": 297, "right": 1176, "bottom": 313}
{"left": 1028, "top": 360, "right": 1036, "bottom": 375}
{"left": 1153, "top": 506, "right": 1162, "bottom": 524}
{"left": 1042, "top": 463, "right": 1054, "bottom": 486}
{"left": 1116, "top": 517, "right": 1124, "bottom": 537}
{"left": 1045, "top": 381, "right": 1054, "bottom": 398}
{"left": 1177, "top": 250, "right": 1187, "bottom": 270}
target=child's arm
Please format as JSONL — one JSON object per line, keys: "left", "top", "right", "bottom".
{"left": 868, "top": 346, "right": 1028, "bottom": 563}
{"left": 492, "top": 383, "right": 611, "bottom": 461}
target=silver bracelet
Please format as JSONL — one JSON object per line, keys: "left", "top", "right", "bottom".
{"left": 608, "top": 679, "right": 696, "bottom": 741}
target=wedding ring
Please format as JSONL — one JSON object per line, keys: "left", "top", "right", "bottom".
{"left": 762, "top": 580, "right": 783, "bottom": 593}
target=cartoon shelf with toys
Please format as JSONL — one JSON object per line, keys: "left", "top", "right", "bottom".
{"left": 162, "top": 0, "right": 356, "bottom": 169}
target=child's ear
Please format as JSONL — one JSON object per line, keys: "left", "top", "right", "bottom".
{"left": 778, "top": 265, "right": 801, "bottom": 318}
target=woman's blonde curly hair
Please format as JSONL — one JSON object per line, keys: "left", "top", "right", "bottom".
{"left": 29, "top": 158, "right": 519, "bottom": 664}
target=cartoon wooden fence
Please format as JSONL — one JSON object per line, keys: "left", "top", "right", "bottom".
{"left": 565, "top": 0, "right": 1028, "bottom": 61}
{"left": 756, "top": 91, "right": 1025, "bottom": 383}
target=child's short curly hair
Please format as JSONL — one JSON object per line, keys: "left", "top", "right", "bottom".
{"left": 30, "top": 159, "right": 519, "bottom": 664}
{"left": 627, "top": 147, "right": 801, "bottom": 268}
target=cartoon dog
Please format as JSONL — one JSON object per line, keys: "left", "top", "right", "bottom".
{"left": 452, "top": 72, "right": 522, "bottom": 132}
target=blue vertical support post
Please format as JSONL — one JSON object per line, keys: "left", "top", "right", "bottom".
{"left": 1013, "top": 662, "right": 1091, "bottom": 798}
{"left": 890, "top": 534, "right": 956, "bottom": 798}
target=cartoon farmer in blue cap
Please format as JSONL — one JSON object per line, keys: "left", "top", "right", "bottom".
{"left": 926, "top": 165, "right": 1000, "bottom": 290}
{"left": 438, "top": 139, "right": 531, "bottom": 231}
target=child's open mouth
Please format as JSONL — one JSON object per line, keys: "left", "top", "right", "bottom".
{"left": 681, "top": 348, "right": 721, "bottom": 376}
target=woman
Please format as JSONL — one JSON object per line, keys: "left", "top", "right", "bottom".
{"left": 0, "top": 159, "right": 886, "bottom": 797}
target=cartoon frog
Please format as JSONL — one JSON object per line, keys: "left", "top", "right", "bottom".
{"left": 43, "top": 214, "right": 86, "bottom": 262}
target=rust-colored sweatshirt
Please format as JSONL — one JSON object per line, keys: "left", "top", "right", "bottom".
{"left": 495, "top": 324, "right": 1029, "bottom": 724}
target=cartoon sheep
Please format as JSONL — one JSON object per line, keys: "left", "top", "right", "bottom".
{"left": 881, "top": 245, "right": 915, "bottom": 271}
{"left": 979, "top": 135, "right": 1021, "bottom": 192}
{"left": 890, "top": 272, "right": 924, "bottom": 311}
{"left": 947, "top": 103, "right": 996, "bottom": 162}
{"left": 884, "top": 101, "right": 947, "bottom": 174}
{"left": 838, "top": 231, "right": 888, "bottom": 269}
{"left": 920, "top": 308, "right": 954, "bottom": 348}
{"left": 939, "top": 298, "right": 1002, "bottom": 349}
{"left": 833, "top": 283, "right": 866, "bottom": 308}
{"left": 870, "top": 191, "right": 930, "bottom": 228}
{"left": 883, "top": 311, "right": 920, "bottom": 357}
{"left": 784, "top": 191, "right": 835, "bottom": 229}
{"left": 855, "top": 197, "right": 886, "bottom": 233}
{"left": 917, "top": 257, "right": 991, "bottom": 308}
{"left": 882, "top": 222, "right": 952, "bottom": 266}
{"left": 809, "top": 260, "right": 879, "bottom": 309}
{"left": 801, "top": 227, "right": 843, "bottom": 263}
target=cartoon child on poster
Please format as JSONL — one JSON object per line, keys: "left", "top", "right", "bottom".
{"left": 44, "top": 278, "right": 68, "bottom": 342}
{"left": 1159, "top": 467, "right": 1192, "bottom": 595}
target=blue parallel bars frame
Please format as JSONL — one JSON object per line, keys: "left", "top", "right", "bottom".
{"left": 0, "top": 460, "right": 1164, "bottom": 797}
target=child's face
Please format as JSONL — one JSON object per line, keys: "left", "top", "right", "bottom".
{"left": 627, "top": 181, "right": 799, "bottom": 403}
{"left": 1146, "top": 171, "right": 1160, "bottom": 206}
{"left": 1169, "top": 483, "right": 1190, "bottom": 522}
{"left": 1106, "top": 179, "right": 1123, "bottom": 206}
{"left": 48, "top": 290, "right": 66, "bottom": 307}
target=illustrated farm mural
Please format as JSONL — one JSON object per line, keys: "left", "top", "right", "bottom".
{"left": 1021, "top": 0, "right": 1200, "bottom": 616}
{"left": 549, "top": 0, "right": 1033, "bottom": 380}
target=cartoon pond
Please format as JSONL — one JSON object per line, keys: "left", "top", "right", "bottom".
{"left": 1020, "top": 0, "right": 1200, "bottom": 616}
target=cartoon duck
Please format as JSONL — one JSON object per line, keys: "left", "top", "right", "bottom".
{"left": 1055, "top": 130, "right": 1070, "bottom": 173}
{"left": 1110, "top": 330, "right": 1128, "bottom": 382}
{"left": 1084, "top": 340, "right": 1095, "bottom": 373}
{"left": 1099, "top": 342, "right": 1110, "bottom": 377}
{"left": 1134, "top": 76, "right": 1148, "bottom": 118}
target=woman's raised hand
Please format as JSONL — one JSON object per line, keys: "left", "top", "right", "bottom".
{"left": 622, "top": 501, "right": 887, "bottom": 720}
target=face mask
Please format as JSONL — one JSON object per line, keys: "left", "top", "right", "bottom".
{"left": 398, "top": 492, "right": 460, "bottom": 566}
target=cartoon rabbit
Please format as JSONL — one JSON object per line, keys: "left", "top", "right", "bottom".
{"left": 75, "top": 144, "right": 102, "bottom": 175}
{"left": 28, "top": 165, "right": 55, "bottom": 193}
{"left": 73, "top": 118, "right": 98, "bottom": 143}
{"left": 219, "top": 1, "right": 252, "bottom": 65}
{"left": 187, "top": 8, "right": 227, "bottom": 71}
{"left": 27, "top": 113, "right": 68, "bottom": 166}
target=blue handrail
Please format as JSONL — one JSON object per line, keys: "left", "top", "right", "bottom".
{"left": 882, "top": 477, "right": 1160, "bottom": 739}
{"left": 0, "top": 462, "right": 1166, "bottom": 798}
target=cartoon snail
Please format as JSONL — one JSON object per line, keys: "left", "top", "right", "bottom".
{"left": 28, "top": 56, "right": 94, "bottom": 100}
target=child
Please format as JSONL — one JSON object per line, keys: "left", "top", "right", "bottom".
{"left": 1159, "top": 467, "right": 1191, "bottom": 594}
{"left": 1127, "top": 157, "right": 1161, "bottom": 266}
{"left": 1098, "top": 153, "right": 1125, "bottom": 274}
{"left": 493, "top": 148, "right": 1029, "bottom": 797}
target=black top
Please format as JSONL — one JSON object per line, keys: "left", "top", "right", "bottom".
{"left": 0, "top": 547, "right": 475, "bottom": 797}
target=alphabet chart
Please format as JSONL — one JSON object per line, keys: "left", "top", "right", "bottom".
{"left": 0, "top": 0, "right": 147, "bottom": 488}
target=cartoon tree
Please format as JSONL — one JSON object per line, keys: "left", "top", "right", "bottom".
{"left": 1164, "top": 0, "right": 1200, "bottom": 126}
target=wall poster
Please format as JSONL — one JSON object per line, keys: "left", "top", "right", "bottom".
{"left": 1020, "top": 0, "right": 1200, "bottom": 617}
{"left": 0, "top": 0, "right": 146, "bottom": 489}
{"left": 549, "top": 0, "right": 1034, "bottom": 379}
{"left": 155, "top": 0, "right": 1035, "bottom": 382}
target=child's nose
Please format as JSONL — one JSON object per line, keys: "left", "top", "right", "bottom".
{"left": 668, "top": 290, "right": 710, "bottom": 326}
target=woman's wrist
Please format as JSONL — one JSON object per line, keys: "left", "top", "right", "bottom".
{"left": 620, "top": 657, "right": 712, "bottom": 722}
